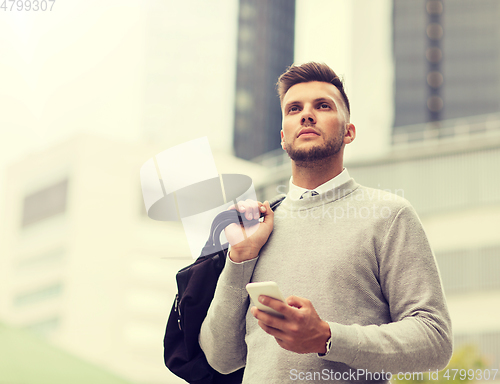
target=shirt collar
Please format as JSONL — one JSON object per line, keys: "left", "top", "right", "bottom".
{"left": 287, "top": 168, "right": 351, "bottom": 200}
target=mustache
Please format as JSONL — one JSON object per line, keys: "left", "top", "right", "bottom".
{"left": 301, "top": 122, "right": 315, "bottom": 128}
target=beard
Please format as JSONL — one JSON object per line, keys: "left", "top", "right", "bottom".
{"left": 284, "top": 129, "right": 345, "bottom": 164}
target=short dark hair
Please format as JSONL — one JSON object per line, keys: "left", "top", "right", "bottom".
{"left": 277, "top": 62, "right": 350, "bottom": 114}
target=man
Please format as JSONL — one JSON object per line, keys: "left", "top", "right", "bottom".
{"left": 199, "top": 62, "right": 452, "bottom": 383}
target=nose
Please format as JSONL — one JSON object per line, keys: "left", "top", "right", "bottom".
{"left": 301, "top": 105, "right": 316, "bottom": 125}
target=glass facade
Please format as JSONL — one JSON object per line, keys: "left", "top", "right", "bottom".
{"left": 233, "top": 0, "right": 295, "bottom": 160}
{"left": 393, "top": 0, "right": 500, "bottom": 138}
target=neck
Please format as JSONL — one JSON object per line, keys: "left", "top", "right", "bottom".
{"left": 291, "top": 155, "right": 344, "bottom": 190}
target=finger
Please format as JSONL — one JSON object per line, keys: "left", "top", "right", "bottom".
{"left": 234, "top": 200, "right": 261, "bottom": 222}
{"left": 285, "top": 295, "right": 308, "bottom": 309}
{"left": 259, "top": 202, "right": 266, "bottom": 217}
{"left": 244, "top": 199, "right": 260, "bottom": 220}
{"left": 275, "top": 337, "right": 288, "bottom": 350}
{"left": 256, "top": 318, "right": 296, "bottom": 348}
{"left": 258, "top": 295, "right": 292, "bottom": 317}
{"left": 234, "top": 200, "right": 254, "bottom": 221}
{"left": 228, "top": 202, "right": 245, "bottom": 219}
{"left": 257, "top": 320, "right": 286, "bottom": 338}
{"left": 231, "top": 201, "right": 250, "bottom": 221}
{"left": 261, "top": 201, "right": 274, "bottom": 225}
{"left": 251, "top": 308, "right": 285, "bottom": 333}
{"left": 252, "top": 307, "right": 288, "bottom": 330}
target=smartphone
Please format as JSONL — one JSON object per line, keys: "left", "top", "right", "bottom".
{"left": 246, "top": 281, "right": 286, "bottom": 318}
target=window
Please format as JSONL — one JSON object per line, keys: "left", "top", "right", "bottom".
{"left": 26, "top": 317, "right": 60, "bottom": 335}
{"left": 14, "top": 283, "right": 63, "bottom": 307}
{"left": 22, "top": 179, "right": 68, "bottom": 227}
{"left": 438, "top": 245, "right": 500, "bottom": 295}
{"left": 17, "top": 249, "right": 65, "bottom": 271}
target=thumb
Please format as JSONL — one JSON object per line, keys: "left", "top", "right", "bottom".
{"left": 286, "top": 295, "right": 306, "bottom": 309}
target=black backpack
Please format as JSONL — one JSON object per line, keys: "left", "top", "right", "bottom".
{"left": 163, "top": 195, "right": 286, "bottom": 383}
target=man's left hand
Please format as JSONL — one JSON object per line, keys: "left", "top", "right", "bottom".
{"left": 250, "top": 295, "right": 331, "bottom": 354}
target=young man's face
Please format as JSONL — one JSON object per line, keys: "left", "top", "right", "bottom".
{"left": 280, "top": 81, "right": 352, "bottom": 163}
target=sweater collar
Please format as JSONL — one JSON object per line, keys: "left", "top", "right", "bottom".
{"left": 281, "top": 178, "right": 359, "bottom": 212}
{"left": 287, "top": 168, "right": 351, "bottom": 201}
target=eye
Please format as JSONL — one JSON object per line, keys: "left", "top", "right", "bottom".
{"left": 319, "top": 103, "right": 331, "bottom": 109}
{"left": 288, "top": 105, "right": 300, "bottom": 113}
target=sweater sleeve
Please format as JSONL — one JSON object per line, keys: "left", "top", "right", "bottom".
{"left": 199, "top": 256, "right": 258, "bottom": 374}
{"left": 319, "top": 205, "right": 453, "bottom": 374}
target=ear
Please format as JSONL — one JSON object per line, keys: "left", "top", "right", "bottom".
{"left": 280, "top": 130, "right": 286, "bottom": 150}
{"left": 343, "top": 123, "right": 356, "bottom": 144}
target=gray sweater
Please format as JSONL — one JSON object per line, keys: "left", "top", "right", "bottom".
{"left": 199, "top": 179, "right": 452, "bottom": 383}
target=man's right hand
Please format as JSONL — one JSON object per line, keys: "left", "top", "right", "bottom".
{"left": 224, "top": 199, "right": 274, "bottom": 263}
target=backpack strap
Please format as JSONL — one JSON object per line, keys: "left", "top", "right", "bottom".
{"left": 203, "top": 194, "right": 287, "bottom": 258}
{"left": 268, "top": 193, "right": 287, "bottom": 210}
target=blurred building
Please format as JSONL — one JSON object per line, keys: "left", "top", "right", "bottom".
{"left": 393, "top": 0, "right": 500, "bottom": 141}
{"left": 233, "top": 0, "right": 296, "bottom": 160}
{"left": 141, "top": 0, "right": 239, "bottom": 153}
{"left": 0, "top": 134, "right": 268, "bottom": 384}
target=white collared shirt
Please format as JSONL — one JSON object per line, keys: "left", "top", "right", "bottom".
{"left": 287, "top": 168, "right": 351, "bottom": 200}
